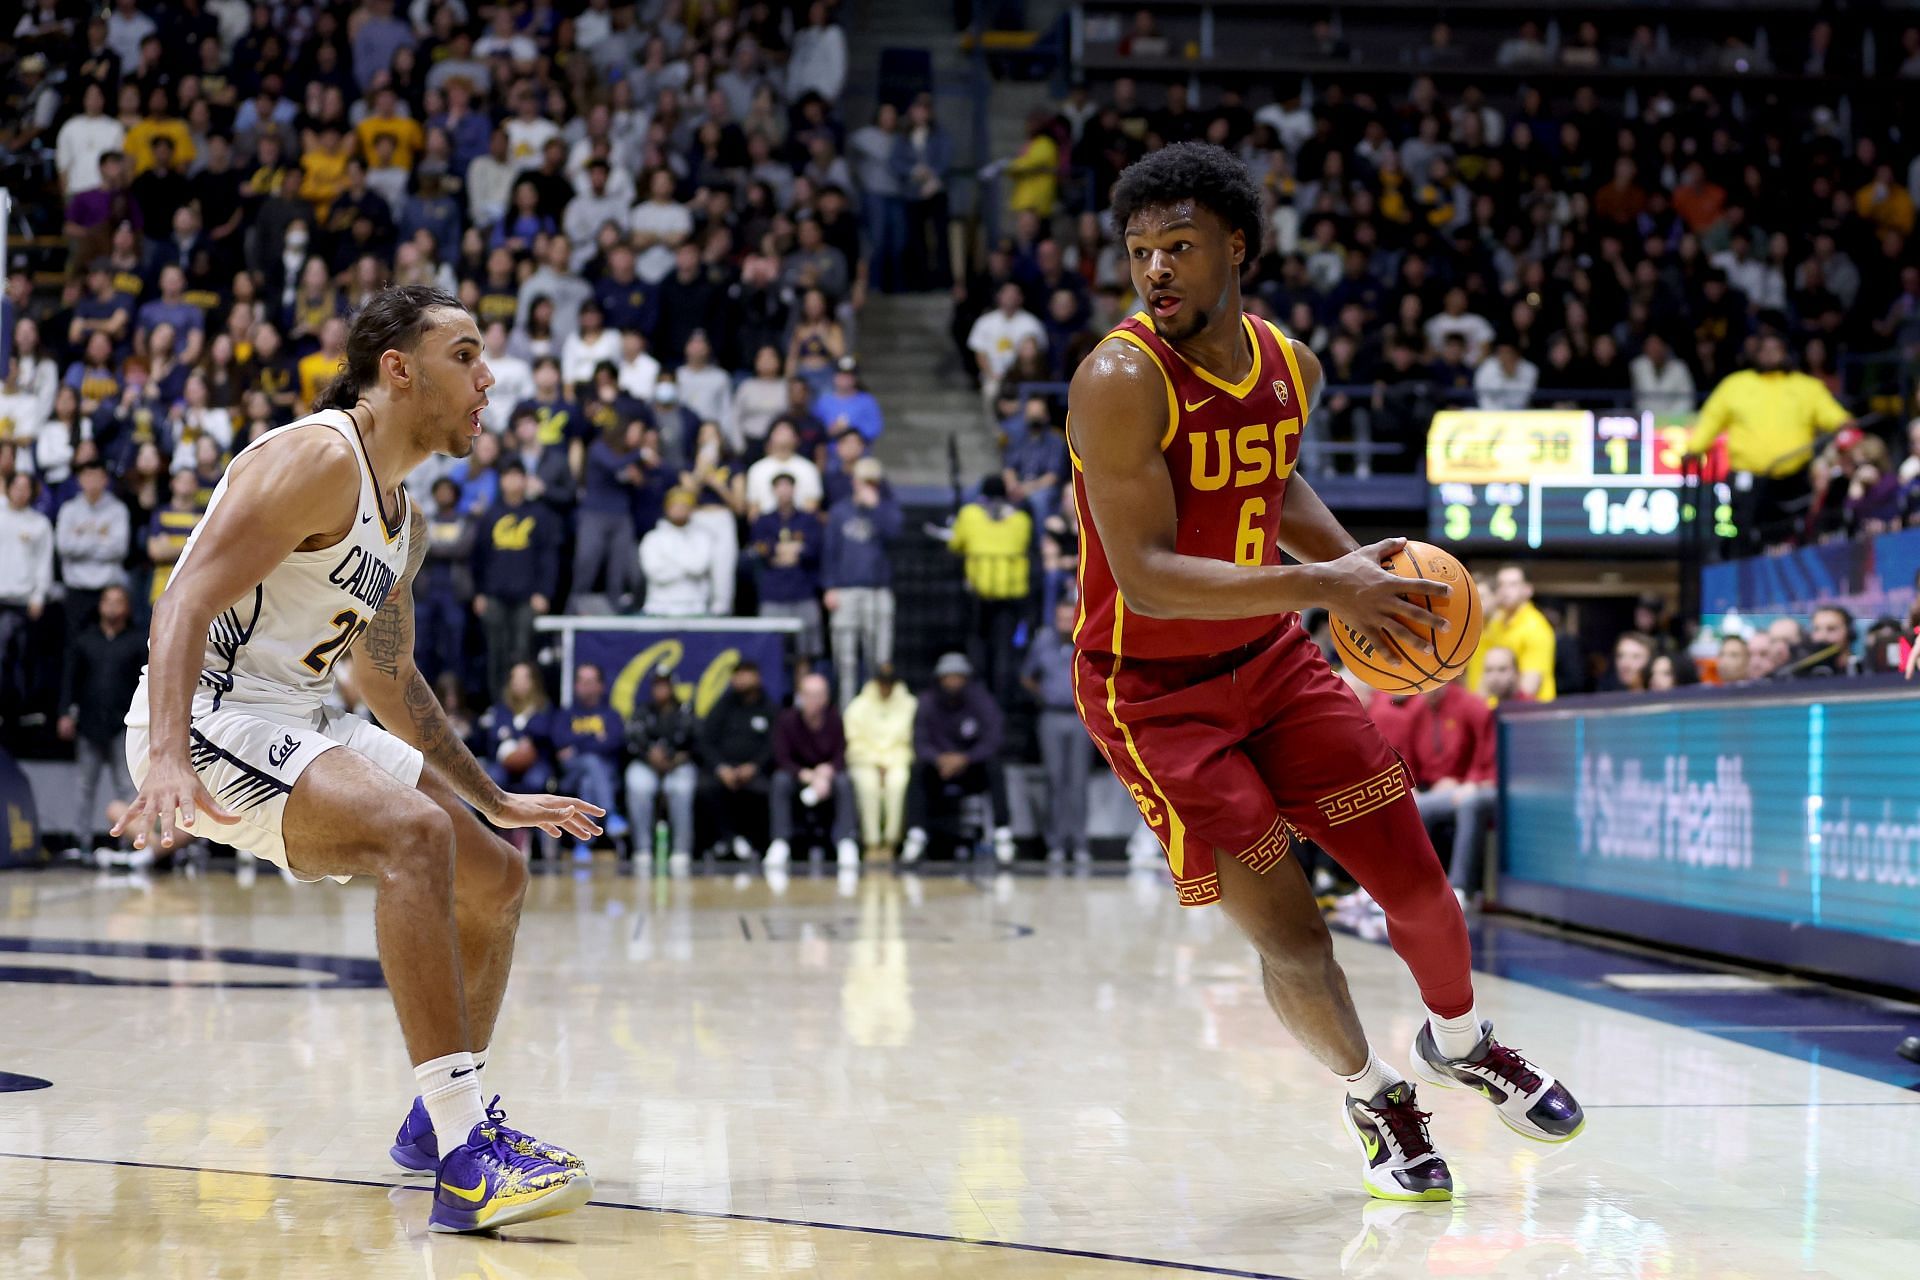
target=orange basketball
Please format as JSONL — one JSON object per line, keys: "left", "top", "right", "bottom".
{"left": 1330, "top": 541, "right": 1482, "bottom": 694}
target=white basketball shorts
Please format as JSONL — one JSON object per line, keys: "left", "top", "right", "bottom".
{"left": 125, "top": 701, "right": 423, "bottom": 881}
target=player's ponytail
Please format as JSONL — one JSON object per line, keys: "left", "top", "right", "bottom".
{"left": 315, "top": 284, "right": 466, "bottom": 413}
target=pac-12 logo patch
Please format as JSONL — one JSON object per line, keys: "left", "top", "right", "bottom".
{"left": 267, "top": 734, "right": 299, "bottom": 768}
{"left": 1273, "top": 379, "right": 1289, "bottom": 406}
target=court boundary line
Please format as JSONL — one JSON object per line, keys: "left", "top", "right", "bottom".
{"left": 0, "top": 1151, "right": 1306, "bottom": 1279}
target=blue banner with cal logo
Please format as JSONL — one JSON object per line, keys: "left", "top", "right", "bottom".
{"left": 560, "top": 622, "right": 794, "bottom": 719}
{"left": 0, "top": 748, "right": 43, "bottom": 869}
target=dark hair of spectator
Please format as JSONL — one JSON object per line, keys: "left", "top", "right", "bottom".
{"left": 315, "top": 285, "right": 464, "bottom": 412}
{"left": 1109, "top": 142, "right": 1265, "bottom": 254}
{"left": 1813, "top": 603, "right": 1854, "bottom": 631}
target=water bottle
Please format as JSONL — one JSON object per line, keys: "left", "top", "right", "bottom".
{"left": 653, "top": 819, "right": 669, "bottom": 874}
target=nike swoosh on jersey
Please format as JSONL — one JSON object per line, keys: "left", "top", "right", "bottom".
{"left": 361, "top": 513, "right": 373, "bottom": 524}
{"left": 1183, "top": 395, "right": 1216, "bottom": 412}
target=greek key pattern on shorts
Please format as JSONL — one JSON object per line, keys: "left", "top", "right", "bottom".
{"left": 1316, "top": 763, "right": 1409, "bottom": 827}
{"left": 1176, "top": 872, "right": 1221, "bottom": 906}
{"left": 1236, "top": 815, "right": 1291, "bottom": 874}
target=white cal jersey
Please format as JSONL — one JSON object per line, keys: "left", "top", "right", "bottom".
{"left": 126, "top": 410, "right": 412, "bottom": 725}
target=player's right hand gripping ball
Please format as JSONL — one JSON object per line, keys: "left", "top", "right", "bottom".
{"left": 1332, "top": 541, "right": 1482, "bottom": 694}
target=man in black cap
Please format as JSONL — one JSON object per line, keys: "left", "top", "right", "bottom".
{"left": 900, "top": 653, "right": 1013, "bottom": 865}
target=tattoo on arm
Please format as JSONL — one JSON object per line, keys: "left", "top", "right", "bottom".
{"left": 402, "top": 667, "right": 503, "bottom": 817}
{"left": 362, "top": 503, "right": 503, "bottom": 816}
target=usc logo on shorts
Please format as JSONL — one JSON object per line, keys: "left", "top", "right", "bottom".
{"left": 1127, "top": 781, "right": 1161, "bottom": 826}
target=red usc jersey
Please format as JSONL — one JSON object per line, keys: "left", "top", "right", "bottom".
{"left": 1071, "top": 311, "right": 1308, "bottom": 660}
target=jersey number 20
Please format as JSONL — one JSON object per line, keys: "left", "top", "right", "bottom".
{"left": 302, "top": 608, "right": 368, "bottom": 674}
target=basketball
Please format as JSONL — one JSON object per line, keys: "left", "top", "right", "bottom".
{"left": 502, "top": 739, "right": 538, "bottom": 774}
{"left": 1330, "top": 541, "right": 1482, "bottom": 694}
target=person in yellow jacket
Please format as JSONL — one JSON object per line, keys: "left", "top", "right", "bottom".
{"left": 844, "top": 663, "right": 917, "bottom": 856}
{"left": 1466, "top": 566, "right": 1556, "bottom": 702}
{"left": 1686, "top": 332, "right": 1853, "bottom": 548}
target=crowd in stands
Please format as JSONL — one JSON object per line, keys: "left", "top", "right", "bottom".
{"left": 953, "top": 22, "right": 1920, "bottom": 499}
{"left": 9, "top": 5, "right": 1920, "bottom": 870}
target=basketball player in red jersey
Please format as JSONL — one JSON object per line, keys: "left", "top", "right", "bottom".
{"left": 1069, "top": 143, "right": 1583, "bottom": 1201}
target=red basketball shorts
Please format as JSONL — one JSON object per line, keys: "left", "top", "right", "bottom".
{"left": 1074, "top": 620, "right": 1413, "bottom": 907}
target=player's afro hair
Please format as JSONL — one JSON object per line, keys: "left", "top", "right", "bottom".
{"left": 1109, "top": 142, "right": 1265, "bottom": 256}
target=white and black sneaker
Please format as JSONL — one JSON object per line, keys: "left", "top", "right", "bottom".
{"left": 1341, "top": 1081, "right": 1453, "bottom": 1202}
{"left": 1410, "top": 1020, "right": 1585, "bottom": 1144}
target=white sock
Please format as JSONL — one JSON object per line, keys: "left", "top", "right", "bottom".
{"left": 415, "top": 1051, "right": 487, "bottom": 1149}
{"left": 1340, "top": 1049, "right": 1402, "bottom": 1101}
{"left": 1429, "top": 1007, "right": 1485, "bottom": 1059}
{"left": 472, "top": 1045, "right": 490, "bottom": 1080}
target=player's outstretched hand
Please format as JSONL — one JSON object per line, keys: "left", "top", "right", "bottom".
{"left": 493, "top": 792, "right": 606, "bottom": 841}
{"left": 112, "top": 758, "right": 239, "bottom": 850}
{"left": 1324, "top": 538, "right": 1452, "bottom": 667}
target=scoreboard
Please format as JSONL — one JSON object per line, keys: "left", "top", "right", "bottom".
{"left": 1425, "top": 409, "right": 1730, "bottom": 552}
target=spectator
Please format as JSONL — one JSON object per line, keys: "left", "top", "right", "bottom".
{"left": 1368, "top": 678, "right": 1498, "bottom": 907}
{"left": 629, "top": 168, "right": 693, "bottom": 285}
{"left": 54, "top": 578, "right": 141, "bottom": 853}
{"left": 477, "top": 660, "right": 554, "bottom": 802}
{"left": 1469, "top": 566, "right": 1556, "bottom": 701}
{"left": 1799, "top": 605, "right": 1859, "bottom": 677}
{"left": 1022, "top": 598, "right": 1093, "bottom": 864}
{"left": 894, "top": 94, "right": 953, "bottom": 290}
{"left": 1004, "top": 110, "right": 1062, "bottom": 220}
{"left": 968, "top": 282, "right": 1046, "bottom": 403}
{"left": 849, "top": 103, "right": 907, "bottom": 294}
{"left": 1648, "top": 653, "right": 1695, "bottom": 692}
{"left": 1599, "top": 631, "right": 1655, "bottom": 693}
{"left": 1473, "top": 339, "right": 1539, "bottom": 410}
{"left": 673, "top": 332, "right": 734, "bottom": 440}
{"left": 472, "top": 462, "right": 559, "bottom": 705}
{"left": 787, "top": 3, "right": 849, "bottom": 102}
{"left": 697, "top": 661, "right": 776, "bottom": 860}
{"left": 0, "top": 473, "right": 54, "bottom": 719}
{"left": 56, "top": 82, "right": 123, "bottom": 198}
{"left": 1003, "top": 400, "right": 1069, "bottom": 521}
{"left": 144, "top": 465, "right": 204, "bottom": 604}
{"left": 1424, "top": 288, "right": 1496, "bottom": 364}
{"left": 732, "top": 345, "right": 790, "bottom": 456}
{"left": 480, "top": 321, "right": 533, "bottom": 436}
{"left": 559, "top": 301, "right": 621, "bottom": 393}
{"left": 751, "top": 474, "right": 825, "bottom": 669}
{"left": 948, "top": 475, "right": 1033, "bottom": 703}
{"left": 1630, "top": 333, "right": 1697, "bottom": 416}
{"left": 515, "top": 235, "right": 593, "bottom": 341}
{"left": 813, "top": 357, "right": 884, "bottom": 443}
{"left": 746, "top": 420, "right": 825, "bottom": 517}
{"left": 1476, "top": 646, "right": 1530, "bottom": 707}
{"left": 1687, "top": 332, "right": 1852, "bottom": 547}
{"left": 900, "top": 653, "right": 1013, "bottom": 865}
{"left": 618, "top": 330, "right": 663, "bottom": 404}
{"left": 550, "top": 663, "right": 627, "bottom": 857}
{"left": 1747, "top": 631, "right": 1787, "bottom": 681}
{"left": 1714, "top": 634, "right": 1752, "bottom": 685}
{"left": 823, "top": 458, "right": 902, "bottom": 703}
{"left": 54, "top": 459, "right": 129, "bottom": 627}
{"left": 682, "top": 420, "right": 744, "bottom": 615}
{"left": 767, "top": 671, "right": 860, "bottom": 868}
{"left": 639, "top": 488, "right": 717, "bottom": 616}
{"left": 844, "top": 662, "right": 915, "bottom": 857}
{"left": 624, "top": 668, "right": 701, "bottom": 866}
{"left": 415, "top": 477, "right": 475, "bottom": 688}
{"left": 506, "top": 411, "right": 576, "bottom": 517}
{"left": 781, "top": 284, "right": 842, "bottom": 393}
{"left": 575, "top": 419, "right": 646, "bottom": 608}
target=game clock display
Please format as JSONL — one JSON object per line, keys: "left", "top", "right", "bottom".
{"left": 1425, "top": 409, "right": 1729, "bottom": 552}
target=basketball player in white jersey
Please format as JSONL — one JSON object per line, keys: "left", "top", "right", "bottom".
{"left": 116, "top": 286, "right": 603, "bottom": 1233}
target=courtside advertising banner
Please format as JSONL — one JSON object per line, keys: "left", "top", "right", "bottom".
{"left": 1500, "top": 687, "right": 1920, "bottom": 987}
